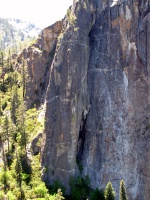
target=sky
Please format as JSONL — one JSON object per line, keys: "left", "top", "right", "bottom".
{"left": 0, "top": 0, "right": 73, "bottom": 28}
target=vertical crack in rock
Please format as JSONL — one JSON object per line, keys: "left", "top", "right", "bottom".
{"left": 40, "top": 43, "right": 57, "bottom": 103}
{"left": 76, "top": 111, "right": 89, "bottom": 168}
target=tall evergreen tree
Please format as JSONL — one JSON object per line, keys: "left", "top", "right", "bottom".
{"left": 11, "top": 76, "right": 20, "bottom": 124}
{"left": 104, "top": 182, "right": 116, "bottom": 200}
{"left": 3, "top": 115, "right": 10, "bottom": 152}
{"left": 21, "top": 59, "right": 28, "bottom": 98}
{"left": 16, "top": 100, "right": 27, "bottom": 152}
{"left": 0, "top": 116, "right": 8, "bottom": 192}
{"left": 0, "top": 51, "right": 5, "bottom": 89}
{"left": 119, "top": 180, "right": 128, "bottom": 200}
{"left": 0, "top": 95, "right": 2, "bottom": 115}
{"left": 15, "top": 150, "right": 25, "bottom": 199}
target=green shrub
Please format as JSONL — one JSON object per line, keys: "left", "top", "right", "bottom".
{"left": 0, "top": 191, "right": 5, "bottom": 200}
{"left": 8, "top": 187, "right": 22, "bottom": 199}
{"left": 76, "top": 159, "right": 83, "bottom": 173}
{"left": 49, "top": 196, "right": 56, "bottom": 200}
{"left": 22, "top": 173, "right": 31, "bottom": 185}
{"left": 83, "top": 2, "right": 87, "bottom": 10}
{"left": 2, "top": 100, "right": 7, "bottom": 110}
{"left": 66, "top": 8, "right": 76, "bottom": 25}
{"left": 49, "top": 180, "right": 66, "bottom": 195}
{"left": 66, "top": 9, "right": 71, "bottom": 19}
{"left": 57, "top": 33, "right": 63, "bottom": 43}
{"left": 6, "top": 152, "right": 13, "bottom": 168}
{"left": 34, "top": 182, "right": 48, "bottom": 198}
{"left": 20, "top": 153, "right": 32, "bottom": 175}
{"left": 69, "top": 175, "right": 90, "bottom": 200}
{"left": 7, "top": 190, "right": 17, "bottom": 200}
{"left": 0, "top": 84, "right": 6, "bottom": 92}
{"left": 0, "top": 170, "right": 10, "bottom": 187}
{"left": 90, "top": 188, "right": 105, "bottom": 200}
{"left": 55, "top": 188, "right": 65, "bottom": 200}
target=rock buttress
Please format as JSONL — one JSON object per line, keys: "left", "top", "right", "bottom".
{"left": 41, "top": 0, "right": 150, "bottom": 199}
{"left": 14, "top": 21, "right": 62, "bottom": 108}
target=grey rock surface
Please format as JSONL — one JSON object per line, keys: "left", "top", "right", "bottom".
{"left": 41, "top": 0, "right": 150, "bottom": 199}
{"left": 14, "top": 21, "right": 62, "bottom": 108}
{"left": 31, "top": 133, "right": 42, "bottom": 155}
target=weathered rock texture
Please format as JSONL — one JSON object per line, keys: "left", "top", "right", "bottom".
{"left": 41, "top": 0, "right": 150, "bottom": 199}
{"left": 31, "top": 133, "right": 42, "bottom": 155}
{"left": 13, "top": 21, "right": 62, "bottom": 108}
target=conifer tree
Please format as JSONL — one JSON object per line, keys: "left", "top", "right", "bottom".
{"left": 0, "top": 51, "right": 5, "bottom": 89}
{"left": 21, "top": 59, "right": 28, "bottom": 98}
{"left": 119, "top": 180, "right": 128, "bottom": 200}
{"left": 15, "top": 152, "right": 22, "bottom": 188}
{"left": 0, "top": 95, "right": 2, "bottom": 115}
{"left": 55, "top": 188, "right": 65, "bottom": 200}
{"left": 16, "top": 100, "right": 27, "bottom": 152}
{"left": 3, "top": 115, "right": 10, "bottom": 152}
{"left": 0, "top": 134, "right": 6, "bottom": 171}
{"left": 104, "top": 182, "right": 116, "bottom": 200}
{"left": 0, "top": 117, "right": 7, "bottom": 192}
{"left": 15, "top": 150, "right": 25, "bottom": 199}
{"left": 0, "top": 116, "right": 8, "bottom": 168}
{"left": 11, "top": 80, "right": 20, "bottom": 124}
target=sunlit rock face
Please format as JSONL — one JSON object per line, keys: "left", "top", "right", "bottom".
{"left": 41, "top": 0, "right": 150, "bottom": 199}
{"left": 14, "top": 21, "right": 62, "bottom": 108}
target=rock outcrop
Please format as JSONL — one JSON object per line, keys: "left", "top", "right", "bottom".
{"left": 13, "top": 21, "right": 62, "bottom": 108}
{"left": 41, "top": 0, "right": 150, "bottom": 199}
{"left": 31, "top": 133, "right": 42, "bottom": 155}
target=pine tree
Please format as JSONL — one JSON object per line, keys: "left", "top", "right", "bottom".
{"left": 16, "top": 100, "right": 27, "bottom": 152}
{"left": 15, "top": 152, "right": 22, "bottom": 188}
{"left": 0, "top": 95, "right": 2, "bottom": 115}
{"left": 104, "top": 182, "right": 116, "bottom": 200}
{"left": 3, "top": 115, "right": 10, "bottom": 152}
{"left": 0, "top": 117, "right": 7, "bottom": 192}
{"left": 21, "top": 59, "right": 28, "bottom": 98}
{"left": 0, "top": 51, "right": 5, "bottom": 90}
{"left": 119, "top": 180, "right": 128, "bottom": 200}
{"left": 11, "top": 80, "right": 20, "bottom": 124}
{"left": 15, "top": 150, "right": 25, "bottom": 199}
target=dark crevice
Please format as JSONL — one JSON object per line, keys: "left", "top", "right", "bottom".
{"left": 138, "top": 0, "right": 150, "bottom": 18}
{"left": 41, "top": 44, "right": 57, "bottom": 93}
{"left": 76, "top": 111, "right": 89, "bottom": 167}
{"left": 40, "top": 44, "right": 57, "bottom": 105}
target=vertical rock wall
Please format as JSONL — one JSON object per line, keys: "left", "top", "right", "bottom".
{"left": 14, "top": 21, "right": 62, "bottom": 108}
{"left": 85, "top": 0, "right": 150, "bottom": 199}
{"left": 42, "top": 0, "right": 150, "bottom": 199}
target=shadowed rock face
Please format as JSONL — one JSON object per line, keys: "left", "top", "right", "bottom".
{"left": 41, "top": 0, "right": 150, "bottom": 199}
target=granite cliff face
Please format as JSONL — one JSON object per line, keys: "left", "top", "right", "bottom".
{"left": 13, "top": 21, "right": 62, "bottom": 108}
{"left": 41, "top": 0, "right": 150, "bottom": 199}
